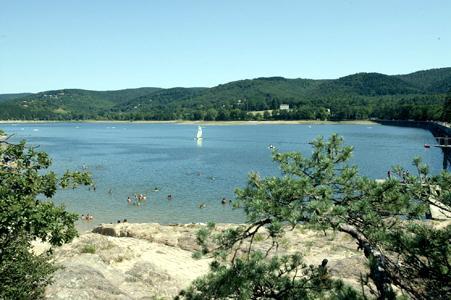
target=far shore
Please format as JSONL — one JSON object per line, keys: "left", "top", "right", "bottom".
{"left": 0, "top": 119, "right": 378, "bottom": 126}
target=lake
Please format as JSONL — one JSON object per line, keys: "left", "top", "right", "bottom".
{"left": 1, "top": 122, "right": 445, "bottom": 229}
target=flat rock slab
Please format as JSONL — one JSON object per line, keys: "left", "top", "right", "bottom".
{"left": 45, "top": 223, "right": 374, "bottom": 299}
{"left": 45, "top": 232, "right": 211, "bottom": 299}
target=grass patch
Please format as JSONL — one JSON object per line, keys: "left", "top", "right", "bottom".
{"left": 254, "top": 233, "right": 265, "bottom": 242}
{"left": 80, "top": 244, "right": 96, "bottom": 254}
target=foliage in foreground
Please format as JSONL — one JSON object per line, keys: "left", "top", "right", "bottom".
{"left": 1, "top": 235, "right": 56, "bottom": 299}
{"left": 179, "top": 253, "right": 363, "bottom": 300}
{"left": 0, "top": 137, "right": 92, "bottom": 299}
{"left": 180, "top": 135, "right": 450, "bottom": 300}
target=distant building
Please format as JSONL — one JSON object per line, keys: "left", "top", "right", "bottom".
{"left": 280, "top": 104, "right": 290, "bottom": 110}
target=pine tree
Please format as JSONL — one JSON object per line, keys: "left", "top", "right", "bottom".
{"left": 180, "top": 135, "right": 450, "bottom": 299}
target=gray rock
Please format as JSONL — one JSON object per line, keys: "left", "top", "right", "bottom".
{"left": 46, "top": 263, "right": 129, "bottom": 299}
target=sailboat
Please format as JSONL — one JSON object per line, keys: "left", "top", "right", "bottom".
{"left": 196, "top": 126, "right": 203, "bottom": 139}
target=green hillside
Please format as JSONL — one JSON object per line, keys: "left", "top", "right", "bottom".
{"left": 325, "top": 72, "right": 422, "bottom": 96}
{"left": 0, "top": 93, "right": 33, "bottom": 103}
{"left": 395, "top": 67, "right": 451, "bottom": 92}
{"left": 117, "top": 78, "right": 322, "bottom": 114}
{"left": 0, "top": 68, "right": 450, "bottom": 121}
{"left": 0, "top": 88, "right": 161, "bottom": 120}
{"left": 109, "top": 69, "right": 449, "bottom": 121}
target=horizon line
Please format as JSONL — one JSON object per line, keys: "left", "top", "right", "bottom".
{"left": 1, "top": 66, "right": 450, "bottom": 95}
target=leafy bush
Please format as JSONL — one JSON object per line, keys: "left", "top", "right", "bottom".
{"left": 0, "top": 137, "right": 92, "bottom": 298}
{"left": 0, "top": 235, "right": 56, "bottom": 299}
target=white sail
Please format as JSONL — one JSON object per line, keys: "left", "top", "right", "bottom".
{"left": 196, "top": 126, "right": 203, "bottom": 139}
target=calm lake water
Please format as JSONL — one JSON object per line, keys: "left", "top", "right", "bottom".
{"left": 1, "top": 122, "right": 445, "bottom": 229}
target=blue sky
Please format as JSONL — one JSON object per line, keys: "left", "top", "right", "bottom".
{"left": 0, "top": 0, "right": 450, "bottom": 93}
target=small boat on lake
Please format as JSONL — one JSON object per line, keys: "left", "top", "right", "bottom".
{"left": 196, "top": 126, "right": 203, "bottom": 140}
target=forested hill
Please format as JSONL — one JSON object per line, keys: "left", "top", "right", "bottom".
{"left": 0, "top": 68, "right": 450, "bottom": 121}
{"left": 0, "top": 88, "right": 161, "bottom": 120}
{"left": 0, "top": 93, "right": 33, "bottom": 103}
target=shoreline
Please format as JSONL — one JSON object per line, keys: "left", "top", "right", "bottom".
{"left": 0, "top": 119, "right": 378, "bottom": 125}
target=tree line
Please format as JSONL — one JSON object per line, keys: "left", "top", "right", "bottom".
{"left": 0, "top": 99, "right": 445, "bottom": 122}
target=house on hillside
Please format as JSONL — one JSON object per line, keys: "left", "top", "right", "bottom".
{"left": 280, "top": 104, "right": 290, "bottom": 110}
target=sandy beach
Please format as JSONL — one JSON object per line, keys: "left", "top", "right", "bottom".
{"left": 0, "top": 119, "right": 378, "bottom": 126}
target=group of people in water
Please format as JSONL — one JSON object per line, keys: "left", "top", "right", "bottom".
{"left": 79, "top": 194, "right": 232, "bottom": 224}
{"left": 80, "top": 214, "right": 94, "bottom": 221}
{"left": 127, "top": 194, "right": 146, "bottom": 206}
{"left": 81, "top": 183, "right": 233, "bottom": 221}
{"left": 124, "top": 191, "right": 231, "bottom": 210}
{"left": 126, "top": 189, "right": 175, "bottom": 206}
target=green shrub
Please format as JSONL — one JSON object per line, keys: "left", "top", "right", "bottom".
{"left": 0, "top": 138, "right": 92, "bottom": 298}
{"left": 80, "top": 244, "right": 96, "bottom": 254}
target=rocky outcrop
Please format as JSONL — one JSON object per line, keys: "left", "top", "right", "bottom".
{"left": 45, "top": 231, "right": 211, "bottom": 299}
{"left": 45, "top": 223, "right": 369, "bottom": 299}
{"left": 92, "top": 223, "right": 202, "bottom": 251}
